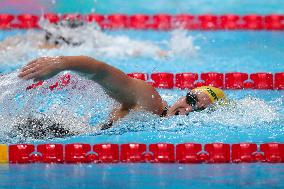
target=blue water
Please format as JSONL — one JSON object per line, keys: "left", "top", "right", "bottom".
{"left": 1, "top": 0, "right": 284, "bottom": 188}
{"left": 1, "top": 30, "right": 284, "bottom": 73}
{"left": 1, "top": 164, "right": 284, "bottom": 189}
{"left": 1, "top": 28, "right": 284, "bottom": 188}
{"left": 0, "top": 29, "right": 284, "bottom": 146}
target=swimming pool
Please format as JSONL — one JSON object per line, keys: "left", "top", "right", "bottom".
{"left": 1, "top": 0, "right": 284, "bottom": 188}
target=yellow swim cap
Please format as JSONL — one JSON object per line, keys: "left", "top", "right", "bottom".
{"left": 193, "top": 86, "right": 226, "bottom": 103}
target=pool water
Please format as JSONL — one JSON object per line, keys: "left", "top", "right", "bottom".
{"left": 0, "top": 27, "right": 284, "bottom": 189}
{"left": 1, "top": 0, "right": 284, "bottom": 188}
{"left": 0, "top": 28, "right": 283, "bottom": 144}
{"left": 1, "top": 164, "right": 284, "bottom": 189}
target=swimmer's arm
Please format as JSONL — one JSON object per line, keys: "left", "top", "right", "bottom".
{"left": 99, "top": 105, "right": 130, "bottom": 130}
{"left": 19, "top": 56, "right": 163, "bottom": 114}
{"left": 60, "top": 56, "right": 139, "bottom": 107}
{"left": 64, "top": 56, "right": 164, "bottom": 114}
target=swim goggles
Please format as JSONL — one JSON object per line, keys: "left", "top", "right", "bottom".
{"left": 186, "top": 91, "right": 205, "bottom": 112}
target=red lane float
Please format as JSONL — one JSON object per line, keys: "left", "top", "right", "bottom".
{"left": 243, "top": 81, "right": 254, "bottom": 89}
{"left": 242, "top": 15, "right": 263, "bottom": 30}
{"left": 220, "top": 14, "right": 241, "bottom": 30}
{"left": 200, "top": 72, "right": 224, "bottom": 88}
{"left": 176, "top": 143, "right": 202, "bottom": 163}
{"left": 9, "top": 144, "right": 35, "bottom": 163}
{"left": 175, "top": 73, "right": 198, "bottom": 89}
{"left": 194, "top": 81, "right": 205, "bottom": 88}
{"left": 232, "top": 143, "right": 261, "bottom": 163}
{"left": 204, "top": 143, "right": 230, "bottom": 163}
{"left": 198, "top": 14, "right": 219, "bottom": 30}
{"left": 107, "top": 14, "right": 128, "bottom": 29}
{"left": 173, "top": 14, "right": 196, "bottom": 29}
{"left": 127, "top": 73, "right": 148, "bottom": 81}
{"left": 250, "top": 73, "right": 273, "bottom": 89}
{"left": 61, "top": 14, "right": 83, "bottom": 21}
{"left": 149, "top": 143, "right": 175, "bottom": 163}
{"left": 65, "top": 143, "right": 91, "bottom": 163}
{"left": 274, "top": 72, "right": 284, "bottom": 90}
{"left": 85, "top": 14, "right": 105, "bottom": 27}
{"left": 44, "top": 13, "right": 60, "bottom": 23}
{"left": 93, "top": 144, "right": 119, "bottom": 163}
{"left": 37, "top": 144, "right": 64, "bottom": 163}
{"left": 129, "top": 14, "right": 150, "bottom": 29}
{"left": 225, "top": 72, "right": 248, "bottom": 89}
{"left": 152, "top": 14, "right": 172, "bottom": 30}
{"left": 150, "top": 73, "right": 174, "bottom": 89}
{"left": 0, "top": 14, "right": 14, "bottom": 29}
{"left": 16, "top": 14, "right": 39, "bottom": 29}
{"left": 260, "top": 143, "right": 284, "bottom": 163}
{"left": 265, "top": 14, "right": 284, "bottom": 30}
{"left": 120, "top": 143, "right": 147, "bottom": 162}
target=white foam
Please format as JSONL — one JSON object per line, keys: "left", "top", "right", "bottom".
{"left": 0, "top": 72, "right": 116, "bottom": 142}
{"left": 0, "top": 21, "right": 198, "bottom": 68}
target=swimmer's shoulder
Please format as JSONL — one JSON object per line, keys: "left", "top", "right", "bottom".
{"left": 129, "top": 78, "right": 164, "bottom": 115}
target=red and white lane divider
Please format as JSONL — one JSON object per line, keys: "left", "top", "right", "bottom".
{"left": 0, "top": 13, "right": 284, "bottom": 30}
{"left": 129, "top": 72, "right": 282, "bottom": 90}
{"left": 26, "top": 72, "right": 284, "bottom": 91}
{"left": 0, "top": 143, "right": 283, "bottom": 164}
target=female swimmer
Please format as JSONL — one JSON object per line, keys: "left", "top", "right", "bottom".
{"left": 19, "top": 56, "right": 227, "bottom": 130}
{"left": 0, "top": 20, "right": 85, "bottom": 51}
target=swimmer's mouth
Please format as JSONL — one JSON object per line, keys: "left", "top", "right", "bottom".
{"left": 174, "top": 110, "right": 189, "bottom": 116}
{"left": 174, "top": 107, "right": 206, "bottom": 116}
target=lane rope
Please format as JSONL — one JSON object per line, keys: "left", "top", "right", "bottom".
{"left": 25, "top": 72, "right": 284, "bottom": 90}
{"left": 0, "top": 13, "right": 283, "bottom": 30}
{"left": 1, "top": 142, "right": 283, "bottom": 164}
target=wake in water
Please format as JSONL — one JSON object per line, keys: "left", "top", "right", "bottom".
{"left": 0, "top": 19, "right": 282, "bottom": 143}
{"left": 0, "top": 21, "right": 199, "bottom": 72}
{"left": 0, "top": 72, "right": 114, "bottom": 143}
{"left": 0, "top": 72, "right": 282, "bottom": 143}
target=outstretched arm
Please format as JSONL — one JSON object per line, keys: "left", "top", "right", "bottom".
{"left": 19, "top": 56, "right": 164, "bottom": 115}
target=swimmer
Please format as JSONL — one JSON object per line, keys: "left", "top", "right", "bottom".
{"left": 19, "top": 56, "right": 227, "bottom": 131}
{"left": 0, "top": 19, "right": 85, "bottom": 51}
{"left": 0, "top": 20, "right": 176, "bottom": 58}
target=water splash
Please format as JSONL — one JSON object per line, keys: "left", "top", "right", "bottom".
{"left": 0, "top": 72, "right": 282, "bottom": 143}
{"left": 167, "top": 30, "right": 199, "bottom": 57}
{"left": 0, "top": 72, "right": 116, "bottom": 143}
{"left": 0, "top": 24, "right": 282, "bottom": 143}
{"left": 0, "top": 21, "right": 198, "bottom": 72}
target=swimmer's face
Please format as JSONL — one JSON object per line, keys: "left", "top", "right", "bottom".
{"left": 167, "top": 90, "right": 212, "bottom": 116}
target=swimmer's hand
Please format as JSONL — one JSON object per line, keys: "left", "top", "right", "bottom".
{"left": 19, "top": 56, "right": 64, "bottom": 80}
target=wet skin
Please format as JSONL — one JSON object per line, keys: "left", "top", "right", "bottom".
{"left": 166, "top": 90, "right": 212, "bottom": 116}
{"left": 19, "top": 56, "right": 214, "bottom": 127}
